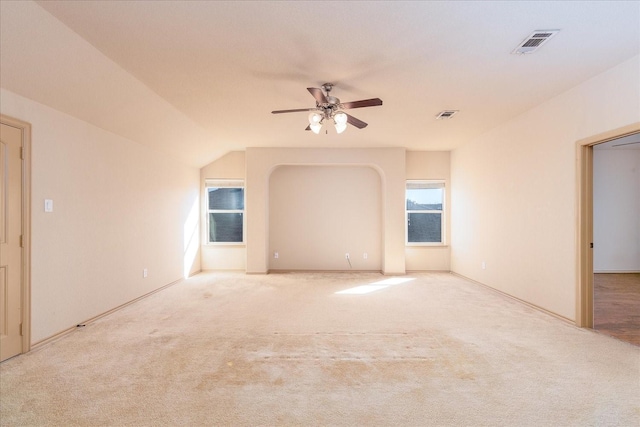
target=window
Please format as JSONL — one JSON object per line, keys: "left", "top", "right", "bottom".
{"left": 206, "top": 180, "right": 244, "bottom": 243}
{"left": 406, "top": 180, "right": 445, "bottom": 244}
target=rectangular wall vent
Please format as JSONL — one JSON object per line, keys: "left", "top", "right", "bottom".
{"left": 512, "top": 30, "right": 560, "bottom": 54}
{"left": 436, "top": 110, "right": 459, "bottom": 120}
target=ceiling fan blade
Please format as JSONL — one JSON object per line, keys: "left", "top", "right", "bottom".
{"left": 341, "top": 98, "right": 383, "bottom": 109}
{"left": 272, "top": 108, "right": 316, "bottom": 114}
{"left": 346, "top": 113, "right": 368, "bottom": 129}
{"left": 307, "top": 87, "right": 328, "bottom": 104}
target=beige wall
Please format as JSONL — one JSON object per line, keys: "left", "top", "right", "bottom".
{"left": 405, "top": 151, "right": 451, "bottom": 271}
{"left": 269, "top": 165, "right": 382, "bottom": 271}
{"left": 200, "top": 151, "right": 246, "bottom": 270}
{"left": 451, "top": 55, "right": 640, "bottom": 321}
{"left": 246, "top": 148, "right": 406, "bottom": 274}
{"left": 1, "top": 89, "right": 200, "bottom": 343}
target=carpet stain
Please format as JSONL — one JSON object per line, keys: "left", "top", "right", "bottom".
{"left": 231, "top": 330, "right": 486, "bottom": 387}
{"left": 321, "top": 360, "right": 372, "bottom": 386}
{"left": 150, "top": 334, "right": 175, "bottom": 345}
{"left": 200, "top": 358, "right": 277, "bottom": 387}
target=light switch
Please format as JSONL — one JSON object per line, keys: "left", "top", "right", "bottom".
{"left": 44, "top": 199, "right": 53, "bottom": 212}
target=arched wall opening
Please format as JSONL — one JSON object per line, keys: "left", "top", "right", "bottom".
{"left": 245, "top": 148, "right": 406, "bottom": 275}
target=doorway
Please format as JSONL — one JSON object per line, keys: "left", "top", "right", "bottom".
{"left": 0, "top": 115, "right": 31, "bottom": 362}
{"left": 577, "top": 123, "right": 640, "bottom": 342}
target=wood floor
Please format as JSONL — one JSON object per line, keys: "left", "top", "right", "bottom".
{"left": 594, "top": 273, "right": 640, "bottom": 346}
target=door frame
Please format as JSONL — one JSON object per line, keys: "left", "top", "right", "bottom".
{"left": 576, "top": 122, "right": 640, "bottom": 327}
{"left": 1, "top": 114, "right": 31, "bottom": 355}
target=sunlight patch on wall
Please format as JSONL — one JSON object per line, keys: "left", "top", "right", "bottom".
{"left": 183, "top": 198, "right": 199, "bottom": 278}
{"left": 336, "top": 277, "right": 415, "bottom": 295}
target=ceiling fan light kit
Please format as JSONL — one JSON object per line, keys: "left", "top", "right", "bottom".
{"left": 272, "top": 83, "right": 383, "bottom": 134}
{"left": 334, "top": 112, "right": 347, "bottom": 125}
{"left": 334, "top": 112, "right": 348, "bottom": 134}
{"left": 308, "top": 112, "right": 323, "bottom": 134}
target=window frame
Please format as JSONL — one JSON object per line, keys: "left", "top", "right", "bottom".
{"left": 205, "top": 179, "right": 245, "bottom": 245}
{"left": 405, "top": 180, "right": 446, "bottom": 246}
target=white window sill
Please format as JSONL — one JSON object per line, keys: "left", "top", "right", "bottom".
{"left": 406, "top": 243, "right": 449, "bottom": 247}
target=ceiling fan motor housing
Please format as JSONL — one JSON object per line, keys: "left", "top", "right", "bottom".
{"left": 320, "top": 83, "right": 341, "bottom": 114}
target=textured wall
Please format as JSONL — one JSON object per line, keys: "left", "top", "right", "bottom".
{"left": 1, "top": 89, "right": 200, "bottom": 343}
{"left": 451, "top": 56, "right": 640, "bottom": 321}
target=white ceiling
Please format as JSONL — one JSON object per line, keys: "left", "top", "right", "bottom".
{"left": 1, "top": 1, "right": 639, "bottom": 167}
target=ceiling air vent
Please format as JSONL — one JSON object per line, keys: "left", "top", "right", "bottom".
{"left": 436, "top": 110, "right": 458, "bottom": 120}
{"left": 512, "top": 30, "right": 560, "bottom": 54}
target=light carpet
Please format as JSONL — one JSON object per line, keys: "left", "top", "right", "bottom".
{"left": 1, "top": 271, "right": 638, "bottom": 426}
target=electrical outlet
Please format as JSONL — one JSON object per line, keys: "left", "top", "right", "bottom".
{"left": 363, "top": 253, "right": 368, "bottom": 259}
{"left": 345, "top": 253, "right": 350, "bottom": 259}
{"left": 143, "top": 268, "right": 148, "bottom": 278}
{"left": 274, "top": 252, "right": 279, "bottom": 259}
{"left": 481, "top": 262, "right": 486, "bottom": 270}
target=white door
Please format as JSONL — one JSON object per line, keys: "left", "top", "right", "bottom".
{"left": 0, "top": 122, "right": 23, "bottom": 361}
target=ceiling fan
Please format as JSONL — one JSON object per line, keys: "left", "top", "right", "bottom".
{"left": 271, "top": 83, "right": 382, "bottom": 134}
